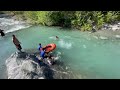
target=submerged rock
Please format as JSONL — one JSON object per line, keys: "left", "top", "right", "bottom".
{"left": 99, "top": 36, "right": 108, "bottom": 40}
{"left": 93, "top": 36, "right": 99, "bottom": 39}
{"left": 6, "top": 52, "right": 77, "bottom": 79}
{"left": 115, "top": 35, "right": 120, "bottom": 39}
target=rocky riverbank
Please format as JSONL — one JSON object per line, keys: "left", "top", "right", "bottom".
{"left": 5, "top": 51, "right": 82, "bottom": 79}
{"left": 91, "top": 22, "right": 120, "bottom": 40}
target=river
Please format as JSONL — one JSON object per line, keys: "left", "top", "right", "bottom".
{"left": 0, "top": 17, "right": 120, "bottom": 79}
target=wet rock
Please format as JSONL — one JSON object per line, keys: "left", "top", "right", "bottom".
{"left": 6, "top": 52, "right": 44, "bottom": 79}
{"left": 111, "top": 25, "right": 120, "bottom": 31}
{"left": 103, "top": 23, "right": 120, "bottom": 31}
{"left": 6, "top": 51, "right": 77, "bottom": 79}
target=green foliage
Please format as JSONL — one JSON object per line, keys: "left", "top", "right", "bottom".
{"left": 24, "top": 11, "right": 38, "bottom": 23}
{"left": 93, "top": 12, "right": 105, "bottom": 29}
{"left": 49, "top": 11, "right": 75, "bottom": 27}
{"left": 71, "top": 11, "right": 93, "bottom": 30}
{"left": 36, "top": 11, "right": 50, "bottom": 25}
{"left": 105, "top": 11, "right": 118, "bottom": 23}
{"left": 49, "top": 11, "right": 64, "bottom": 25}
{"left": 23, "top": 11, "right": 52, "bottom": 25}
{"left": 81, "top": 23, "right": 92, "bottom": 31}
{"left": 4, "top": 11, "right": 120, "bottom": 31}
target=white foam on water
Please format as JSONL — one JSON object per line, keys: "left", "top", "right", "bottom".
{"left": 83, "top": 45, "right": 87, "bottom": 48}
{"left": 64, "top": 36, "right": 71, "bottom": 38}
{"left": 49, "top": 36, "right": 56, "bottom": 40}
{"left": 0, "top": 17, "right": 31, "bottom": 34}
{"left": 51, "top": 51, "right": 61, "bottom": 61}
{"left": 115, "top": 35, "right": 120, "bottom": 38}
{"left": 5, "top": 25, "right": 30, "bottom": 33}
{"left": 0, "top": 18, "right": 25, "bottom": 26}
{"left": 57, "top": 51, "right": 62, "bottom": 55}
{"left": 54, "top": 56, "right": 60, "bottom": 60}
{"left": 58, "top": 39, "right": 72, "bottom": 49}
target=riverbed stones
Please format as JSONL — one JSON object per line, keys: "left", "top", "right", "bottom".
{"left": 103, "top": 23, "right": 120, "bottom": 31}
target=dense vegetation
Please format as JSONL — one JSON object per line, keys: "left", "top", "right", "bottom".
{"left": 3, "top": 11, "right": 120, "bottom": 31}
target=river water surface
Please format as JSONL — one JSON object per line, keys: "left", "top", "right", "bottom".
{"left": 0, "top": 17, "right": 120, "bottom": 79}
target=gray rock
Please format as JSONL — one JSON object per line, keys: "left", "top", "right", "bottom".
{"left": 102, "top": 24, "right": 112, "bottom": 30}
{"left": 6, "top": 52, "right": 77, "bottom": 79}
{"left": 111, "top": 25, "right": 120, "bottom": 31}
{"left": 102, "top": 23, "right": 120, "bottom": 31}
{"left": 118, "top": 22, "right": 120, "bottom": 25}
{"left": 6, "top": 52, "right": 44, "bottom": 79}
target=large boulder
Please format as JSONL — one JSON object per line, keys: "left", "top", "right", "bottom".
{"left": 6, "top": 52, "right": 44, "bottom": 79}
{"left": 6, "top": 52, "right": 77, "bottom": 79}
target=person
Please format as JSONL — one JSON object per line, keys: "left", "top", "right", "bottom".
{"left": 47, "top": 54, "right": 54, "bottom": 61}
{"left": 38, "top": 44, "right": 47, "bottom": 59}
{"left": 46, "top": 54, "right": 56, "bottom": 65}
{"left": 12, "top": 35, "right": 22, "bottom": 52}
{"left": 0, "top": 29, "right": 5, "bottom": 37}
{"left": 40, "top": 49, "right": 46, "bottom": 60}
{"left": 38, "top": 43, "right": 42, "bottom": 51}
{"left": 56, "top": 36, "right": 59, "bottom": 40}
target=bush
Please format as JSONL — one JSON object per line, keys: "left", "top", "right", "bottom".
{"left": 36, "top": 11, "right": 50, "bottom": 25}
{"left": 81, "top": 23, "right": 92, "bottom": 31}
{"left": 5, "top": 11, "right": 120, "bottom": 31}
{"left": 92, "top": 11, "right": 105, "bottom": 29}
{"left": 105, "top": 11, "right": 118, "bottom": 23}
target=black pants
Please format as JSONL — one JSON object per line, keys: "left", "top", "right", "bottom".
{"left": 16, "top": 44, "right": 22, "bottom": 51}
{"left": 0, "top": 32, "right": 5, "bottom": 36}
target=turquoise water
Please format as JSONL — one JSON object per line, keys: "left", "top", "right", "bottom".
{"left": 1, "top": 25, "right": 120, "bottom": 79}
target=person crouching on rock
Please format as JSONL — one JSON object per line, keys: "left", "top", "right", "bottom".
{"left": 0, "top": 29, "right": 5, "bottom": 37}
{"left": 12, "top": 34, "right": 22, "bottom": 52}
{"left": 40, "top": 47, "right": 50, "bottom": 60}
{"left": 38, "top": 43, "right": 42, "bottom": 52}
{"left": 40, "top": 49, "right": 46, "bottom": 60}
